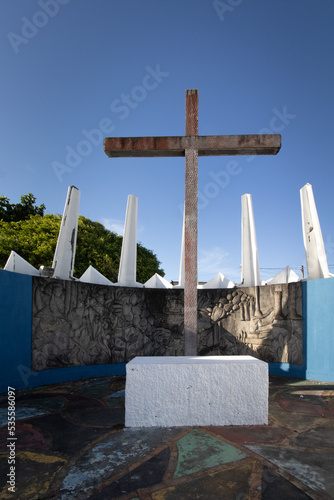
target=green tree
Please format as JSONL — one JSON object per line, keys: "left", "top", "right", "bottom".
{"left": 0, "top": 211, "right": 165, "bottom": 283}
{"left": 0, "top": 194, "right": 45, "bottom": 222}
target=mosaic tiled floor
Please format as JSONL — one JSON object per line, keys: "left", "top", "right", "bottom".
{"left": 0, "top": 375, "right": 333, "bottom": 499}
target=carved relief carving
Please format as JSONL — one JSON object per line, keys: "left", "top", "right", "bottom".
{"left": 32, "top": 279, "right": 303, "bottom": 371}
{"left": 32, "top": 280, "right": 184, "bottom": 370}
{"left": 198, "top": 283, "right": 302, "bottom": 363}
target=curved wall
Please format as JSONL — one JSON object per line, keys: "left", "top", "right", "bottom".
{"left": 1, "top": 269, "right": 333, "bottom": 392}
{"left": 32, "top": 277, "right": 303, "bottom": 370}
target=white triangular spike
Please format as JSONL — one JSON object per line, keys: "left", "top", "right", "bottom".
{"left": 240, "top": 193, "right": 261, "bottom": 287}
{"left": 80, "top": 265, "right": 114, "bottom": 286}
{"left": 116, "top": 195, "right": 142, "bottom": 287}
{"left": 265, "top": 266, "right": 300, "bottom": 285}
{"left": 4, "top": 251, "right": 40, "bottom": 276}
{"left": 300, "top": 183, "right": 331, "bottom": 279}
{"left": 202, "top": 272, "right": 235, "bottom": 289}
{"left": 52, "top": 185, "right": 80, "bottom": 280}
{"left": 144, "top": 273, "right": 173, "bottom": 289}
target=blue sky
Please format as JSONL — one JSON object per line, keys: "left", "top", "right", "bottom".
{"left": 1, "top": 0, "right": 334, "bottom": 282}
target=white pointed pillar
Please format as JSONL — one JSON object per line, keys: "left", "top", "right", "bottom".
{"left": 300, "top": 183, "right": 330, "bottom": 279}
{"left": 117, "top": 195, "right": 142, "bottom": 287}
{"left": 52, "top": 185, "right": 80, "bottom": 280}
{"left": 241, "top": 193, "right": 261, "bottom": 287}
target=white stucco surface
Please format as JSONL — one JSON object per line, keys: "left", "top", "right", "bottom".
{"left": 144, "top": 273, "right": 173, "bottom": 288}
{"left": 241, "top": 193, "right": 261, "bottom": 287}
{"left": 52, "top": 185, "right": 80, "bottom": 280}
{"left": 4, "top": 251, "right": 40, "bottom": 276}
{"left": 202, "top": 272, "right": 235, "bottom": 289}
{"left": 300, "top": 183, "right": 332, "bottom": 280}
{"left": 80, "top": 265, "right": 114, "bottom": 286}
{"left": 117, "top": 194, "right": 143, "bottom": 287}
{"left": 125, "top": 356, "right": 268, "bottom": 427}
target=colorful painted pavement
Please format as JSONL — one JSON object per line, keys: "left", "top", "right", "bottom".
{"left": 0, "top": 375, "right": 333, "bottom": 499}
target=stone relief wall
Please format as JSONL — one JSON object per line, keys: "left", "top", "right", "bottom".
{"left": 32, "top": 278, "right": 303, "bottom": 371}
{"left": 198, "top": 284, "right": 302, "bottom": 363}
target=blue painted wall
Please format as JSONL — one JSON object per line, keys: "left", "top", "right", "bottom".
{"left": 0, "top": 270, "right": 125, "bottom": 393}
{"left": 303, "top": 278, "right": 334, "bottom": 382}
{"left": 0, "top": 270, "right": 33, "bottom": 393}
{"left": 269, "top": 360, "right": 306, "bottom": 379}
{"left": 269, "top": 278, "right": 334, "bottom": 381}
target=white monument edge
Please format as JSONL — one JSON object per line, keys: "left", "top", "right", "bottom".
{"left": 125, "top": 355, "right": 268, "bottom": 427}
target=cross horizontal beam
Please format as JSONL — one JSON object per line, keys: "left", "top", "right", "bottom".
{"left": 104, "top": 134, "right": 281, "bottom": 158}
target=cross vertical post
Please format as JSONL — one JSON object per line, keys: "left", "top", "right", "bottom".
{"left": 103, "top": 90, "right": 281, "bottom": 358}
{"left": 184, "top": 89, "right": 199, "bottom": 356}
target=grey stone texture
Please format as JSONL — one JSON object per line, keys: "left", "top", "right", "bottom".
{"left": 32, "top": 278, "right": 302, "bottom": 371}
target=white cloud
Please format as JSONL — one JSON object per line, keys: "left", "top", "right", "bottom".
{"left": 101, "top": 218, "right": 124, "bottom": 235}
{"left": 197, "top": 247, "right": 241, "bottom": 283}
{"left": 101, "top": 218, "right": 145, "bottom": 237}
{"left": 198, "top": 247, "right": 228, "bottom": 275}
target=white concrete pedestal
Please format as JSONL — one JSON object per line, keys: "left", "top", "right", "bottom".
{"left": 125, "top": 356, "right": 268, "bottom": 427}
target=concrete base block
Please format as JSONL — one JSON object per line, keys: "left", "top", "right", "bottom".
{"left": 125, "top": 356, "right": 268, "bottom": 427}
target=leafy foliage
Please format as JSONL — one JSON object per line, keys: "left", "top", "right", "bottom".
{"left": 0, "top": 197, "right": 165, "bottom": 282}
{"left": 0, "top": 214, "right": 60, "bottom": 270}
{"left": 0, "top": 194, "right": 45, "bottom": 222}
{"left": 75, "top": 216, "right": 165, "bottom": 282}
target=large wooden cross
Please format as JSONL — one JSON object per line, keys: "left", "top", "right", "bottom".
{"left": 104, "top": 89, "right": 281, "bottom": 356}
